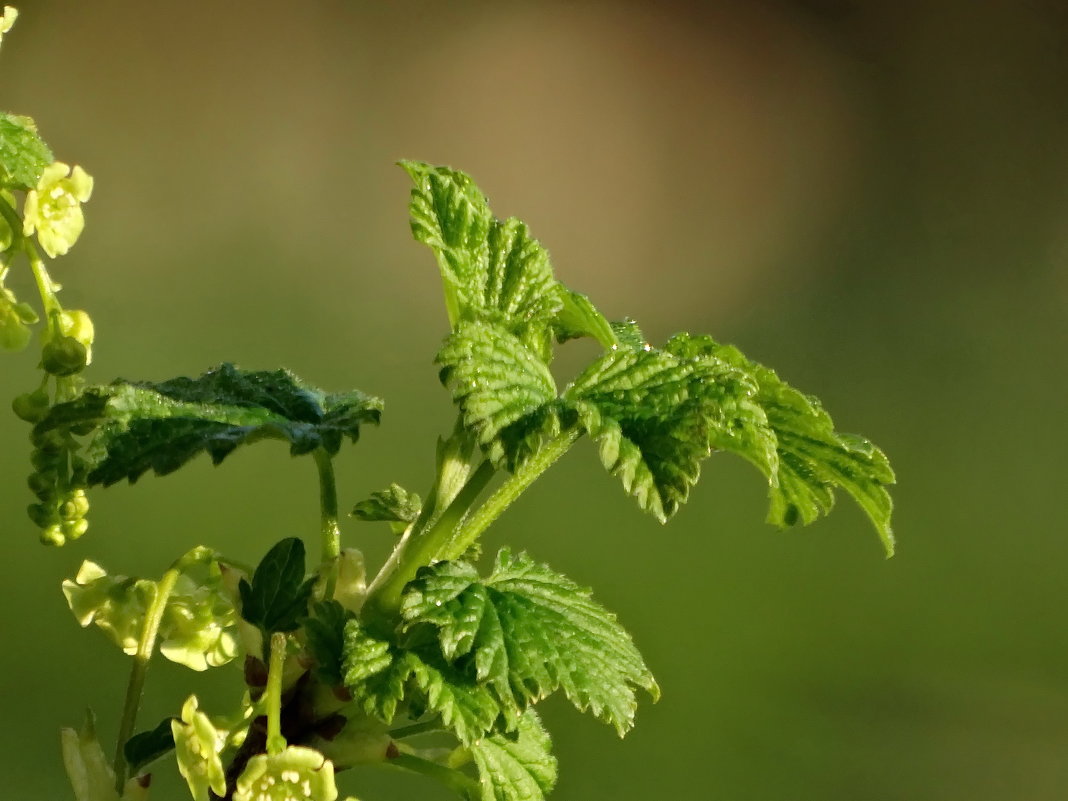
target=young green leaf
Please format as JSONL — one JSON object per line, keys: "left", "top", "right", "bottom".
{"left": 401, "top": 160, "right": 493, "bottom": 325}
{"left": 437, "top": 320, "right": 560, "bottom": 470}
{"left": 562, "top": 343, "right": 759, "bottom": 522}
{"left": 402, "top": 549, "right": 658, "bottom": 737}
{"left": 341, "top": 620, "right": 501, "bottom": 744}
{"left": 123, "top": 717, "right": 176, "bottom": 776}
{"left": 468, "top": 710, "right": 557, "bottom": 801}
{"left": 402, "top": 161, "right": 562, "bottom": 354}
{"left": 0, "top": 113, "right": 53, "bottom": 190}
{"left": 552, "top": 287, "right": 617, "bottom": 349}
{"left": 33, "top": 364, "right": 382, "bottom": 486}
{"left": 239, "top": 538, "right": 315, "bottom": 634}
{"left": 664, "top": 333, "right": 896, "bottom": 554}
{"left": 352, "top": 483, "right": 422, "bottom": 532}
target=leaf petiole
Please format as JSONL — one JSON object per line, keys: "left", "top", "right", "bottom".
{"left": 313, "top": 448, "right": 341, "bottom": 599}
{"left": 265, "top": 631, "right": 288, "bottom": 756}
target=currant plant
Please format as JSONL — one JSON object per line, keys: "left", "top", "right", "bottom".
{"left": 2, "top": 10, "right": 895, "bottom": 801}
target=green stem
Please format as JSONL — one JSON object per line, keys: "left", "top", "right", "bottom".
{"left": 113, "top": 567, "right": 180, "bottom": 791}
{"left": 437, "top": 428, "right": 581, "bottom": 562}
{"left": 266, "top": 632, "right": 288, "bottom": 755}
{"left": 365, "top": 460, "right": 495, "bottom": 620}
{"left": 0, "top": 196, "right": 62, "bottom": 326}
{"left": 388, "top": 753, "right": 479, "bottom": 797}
{"left": 388, "top": 719, "right": 445, "bottom": 740}
{"left": 313, "top": 448, "right": 341, "bottom": 599}
{"left": 366, "top": 428, "right": 581, "bottom": 620}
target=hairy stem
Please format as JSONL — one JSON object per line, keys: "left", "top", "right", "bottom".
{"left": 365, "top": 459, "right": 495, "bottom": 620}
{"left": 366, "top": 428, "right": 581, "bottom": 620}
{"left": 266, "top": 632, "right": 288, "bottom": 756}
{"left": 437, "top": 427, "right": 581, "bottom": 561}
{"left": 314, "top": 448, "right": 341, "bottom": 599}
{"left": 113, "top": 567, "right": 180, "bottom": 791}
{"left": 389, "top": 753, "right": 478, "bottom": 797}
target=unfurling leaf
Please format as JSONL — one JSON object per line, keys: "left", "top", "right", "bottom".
{"left": 437, "top": 321, "right": 559, "bottom": 470}
{"left": 562, "top": 342, "right": 759, "bottom": 522}
{"left": 352, "top": 483, "right": 422, "bottom": 532}
{"left": 664, "top": 333, "right": 896, "bottom": 554}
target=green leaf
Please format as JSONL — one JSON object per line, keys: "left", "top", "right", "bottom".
{"left": 33, "top": 364, "right": 382, "bottom": 486}
{"left": 611, "top": 318, "right": 647, "bottom": 351}
{"left": 341, "top": 621, "right": 501, "bottom": 744}
{"left": 352, "top": 483, "right": 422, "bottom": 533}
{"left": 0, "top": 113, "right": 53, "bottom": 191}
{"left": 562, "top": 343, "right": 758, "bottom": 522}
{"left": 303, "top": 601, "right": 353, "bottom": 686}
{"left": 437, "top": 321, "right": 559, "bottom": 470}
{"left": 665, "top": 334, "right": 896, "bottom": 554}
{"left": 123, "top": 717, "right": 176, "bottom": 775}
{"left": 402, "top": 162, "right": 562, "bottom": 349}
{"left": 552, "top": 288, "right": 617, "bottom": 348}
{"left": 402, "top": 550, "right": 658, "bottom": 737}
{"left": 468, "top": 709, "right": 557, "bottom": 801}
{"left": 401, "top": 160, "right": 493, "bottom": 324}
{"left": 239, "top": 538, "right": 315, "bottom": 634}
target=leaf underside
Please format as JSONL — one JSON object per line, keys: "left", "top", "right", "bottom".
{"left": 33, "top": 364, "right": 382, "bottom": 486}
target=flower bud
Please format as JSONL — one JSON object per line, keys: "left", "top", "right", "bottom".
{"left": 12, "top": 388, "right": 50, "bottom": 422}
{"left": 62, "top": 517, "right": 89, "bottom": 540}
{"left": 40, "top": 524, "right": 66, "bottom": 546}
{"left": 42, "top": 335, "right": 88, "bottom": 375}
{"left": 27, "top": 500, "right": 59, "bottom": 528}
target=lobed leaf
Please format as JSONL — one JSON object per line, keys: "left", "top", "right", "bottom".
{"left": 33, "top": 364, "right": 382, "bottom": 486}
{"left": 437, "top": 321, "right": 559, "bottom": 470}
{"left": 468, "top": 710, "right": 557, "bottom": 801}
{"left": 664, "top": 333, "right": 896, "bottom": 554}
{"left": 0, "top": 113, "right": 53, "bottom": 190}
{"left": 562, "top": 343, "right": 759, "bottom": 522}
{"left": 401, "top": 160, "right": 493, "bottom": 324}
{"left": 402, "top": 550, "right": 658, "bottom": 737}
{"left": 402, "top": 162, "right": 563, "bottom": 353}
{"left": 341, "top": 620, "right": 500, "bottom": 744}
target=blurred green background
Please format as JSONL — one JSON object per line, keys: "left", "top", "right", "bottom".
{"left": 2, "top": 1, "right": 1067, "bottom": 798}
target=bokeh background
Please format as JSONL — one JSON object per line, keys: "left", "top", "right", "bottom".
{"left": 2, "top": 1, "right": 1067, "bottom": 798}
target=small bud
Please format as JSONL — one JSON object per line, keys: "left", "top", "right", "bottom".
{"left": 59, "top": 309, "right": 95, "bottom": 364}
{"left": 12, "top": 389, "right": 50, "bottom": 422}
{"left": 40, "top": 524, "right": 66, "bottom": 546}
{"left": 42, "top": 335, "right": 88, "bottom": 375}
{"left": 62, "top": 488, "right": 90, "bottom": 519}
{"left": 31, "top": 446, "right": 61, "bottom": 471}
{"left": 62, "top": 518, "right": 89, "bottom": 540}
{"left": 27, "top": 501, "right": 59, "bottom": 528}
{"left": 27, "top": 472, "right": 58, "bottom": 502}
